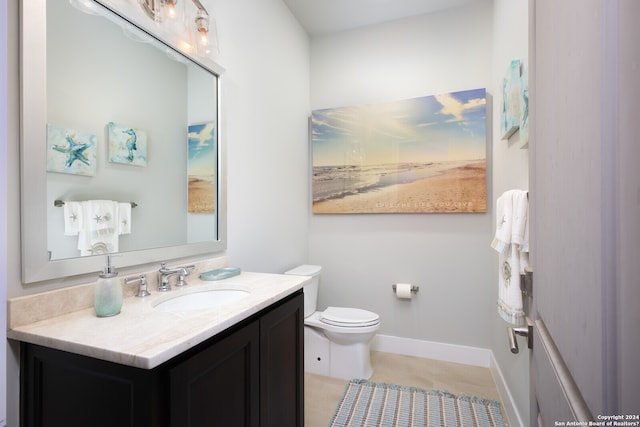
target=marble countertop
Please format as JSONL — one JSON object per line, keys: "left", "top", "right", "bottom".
{"left": 8, "top": 271, "right": 308, "bottom": 369}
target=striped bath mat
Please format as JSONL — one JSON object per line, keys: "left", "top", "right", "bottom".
{"left": 329, "top": 379, "right": 507, "bottom": 427}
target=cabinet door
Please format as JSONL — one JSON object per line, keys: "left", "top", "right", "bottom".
{"left": 21, "top": 343, "right": 161, "bottom": 427}
{"left": 259, "top": 292, "right": 304, "bottom": 427}
{"left": 169, "top": 321, "right": 260, "bottom": 427}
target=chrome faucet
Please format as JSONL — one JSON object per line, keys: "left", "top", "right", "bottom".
{"left": 158, "top": 262, "right": 195, "bottom": 292}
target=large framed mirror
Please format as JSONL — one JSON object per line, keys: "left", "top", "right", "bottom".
{"left": 21, "top": 0, "right": 226, "bottom": 283}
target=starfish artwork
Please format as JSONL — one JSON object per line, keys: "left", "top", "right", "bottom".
{"left": 52, "top": 133, "right": 93, "bottom": 168}
{"left": 46, "top": 124, "right": 97, "bottom": 176}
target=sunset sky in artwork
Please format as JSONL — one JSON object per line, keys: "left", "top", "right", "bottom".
{"left": 312, "top": 88, "right": 486, "bottom": 166}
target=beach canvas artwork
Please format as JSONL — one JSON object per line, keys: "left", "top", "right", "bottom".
{"left": 46, "top": 124, "right": 97, "bottom": 176}
{"left": 501, "top": 59, "right": 522, "bottom": 140}
{"left": 187, "top": 122, "right": 216, "bottom": 213}
{"left": 312, "top": 88, "right": 487, "bottom": 214}
{"left": 107, "top": 122, "right": 148, "bottom": 166}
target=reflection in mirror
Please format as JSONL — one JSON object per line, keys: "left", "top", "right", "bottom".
{"left": 21, "top": 0, "right": 226, "bottom": 282}
{"left": 46, "top": 0, "right": 217, "bottom": 260}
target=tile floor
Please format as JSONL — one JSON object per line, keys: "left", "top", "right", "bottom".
{"left": 304, "top": 351, "right": 509, "bottom": 427}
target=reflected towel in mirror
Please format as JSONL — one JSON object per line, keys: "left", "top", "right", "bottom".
{"left": 78, "top": 200, "right": 119, "bottom": 256}
{"left": 61, "top": 200, "right": 134, "bottom": 255}
{"left": 118, "top": 202, "right": 131, "bottom": 235}
{"left": 63, "top": 201, "right": 83, "bottom": 236}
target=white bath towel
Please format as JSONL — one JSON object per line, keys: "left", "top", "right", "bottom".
{"left": 63, "top": 201, "right": 83, "bottom": 236}
{"left": 118, "top": 202, "right": 132, "bottom": 235}
{"left": 492, "top": 190, "right": 529, "bottom": 325}
{"left": 78, "top": 200, "right": 120, "bottom": 256}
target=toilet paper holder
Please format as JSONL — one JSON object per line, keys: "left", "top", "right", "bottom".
{"left": 392, "top": 284, "right": 420, "bottom": 293}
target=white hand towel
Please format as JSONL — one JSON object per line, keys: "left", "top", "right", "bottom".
{"left": 490, "top": 190, "right": 514, "bottom": 254}
{"left": 521, "top": 209, "right": 530, "bottom": 253}
{"left": 497, "top": 246, "right": 526, "bottom": 325}
{"left": 78, "top": 200, "right": 120, "bottom": 256}
{"left": 63, "top": 201, "right": 83, "bottom": 236}
{"left": 511, "top": 191, "right": 528, "bottom": 249}
{"left": 492, "top": 189, "right": 529, "bottom": 326}
{"left": 118, "top": 202, "right": 132, "bottom": 235}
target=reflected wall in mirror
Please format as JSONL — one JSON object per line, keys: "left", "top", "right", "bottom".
{"left": 21, "top": 0, "right": 226, "bottom": 282}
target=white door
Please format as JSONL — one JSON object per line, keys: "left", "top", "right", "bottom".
{"left": 529, "top": 0, "right": 640, "bottom": 424}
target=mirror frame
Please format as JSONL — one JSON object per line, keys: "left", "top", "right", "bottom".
{"left": 20, "top": 0, "right": 227, "bottom": 283}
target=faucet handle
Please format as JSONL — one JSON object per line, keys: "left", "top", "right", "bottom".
{"left": 176, "top": 265, "right": 195, "bottom": 287}
{"left": 125, "top": 274, "right": 150, "bottom": 297}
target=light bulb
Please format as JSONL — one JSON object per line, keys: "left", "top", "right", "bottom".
{"left": 194, "top": 9, "right": 211, "bottom": 56}
{"left": 195, "top": 29, "right": 211, "bottom": 56}
{"left": 199, "top": 30, "right": 209, "bottom": 46}
{"left": 165, "top": 0, "right": 178, "bottom": 19}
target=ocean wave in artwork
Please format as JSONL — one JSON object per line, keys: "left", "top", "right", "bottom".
{"left": 312, "top": 161, "right": 469, "bottom": 203}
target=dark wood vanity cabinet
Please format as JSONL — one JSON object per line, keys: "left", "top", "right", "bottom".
{"left": 20, "top": 343, "right": 164, "bottom": 427}
{"left": 20, "top": 290, "right": 304, "bottom": 427}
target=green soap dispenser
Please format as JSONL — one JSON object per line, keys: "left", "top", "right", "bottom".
{"left": 94, "top": 255, "right": 122, "bottom": 317}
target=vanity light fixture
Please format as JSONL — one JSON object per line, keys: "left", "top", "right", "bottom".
{"left": 137, "top": 0, "right": 217, "bottom": 57}
{"left": 69, "top": 0, "right": 218, "bottom": 58}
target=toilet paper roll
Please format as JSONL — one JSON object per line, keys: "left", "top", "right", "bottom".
{"left": 395, "top": 283, "right": 413, "bottom": 299}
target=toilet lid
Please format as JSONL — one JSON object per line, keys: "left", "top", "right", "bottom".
{"left": 320, "top": 307, "right": 380, "bottom": 327}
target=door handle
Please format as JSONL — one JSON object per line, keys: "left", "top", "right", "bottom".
{"left": 508, "top": 324, "right": 533, "bottom": 353}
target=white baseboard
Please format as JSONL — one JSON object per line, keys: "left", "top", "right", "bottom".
{"left": 371, "top": 334, "right": 522, "bottom": 427}
{"left": 489, "top": 352, "right": 525, "bottom": 427}
{"left": 371, "top": 334, "right": 492, "bottom": 367}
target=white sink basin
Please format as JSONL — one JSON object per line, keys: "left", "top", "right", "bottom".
{"left": 153, "top": 288, "right": 250, "bottom": 313}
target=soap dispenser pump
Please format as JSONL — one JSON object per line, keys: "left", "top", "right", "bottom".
{"left": 94, "top": 255, "right": 122, "bottom": 317}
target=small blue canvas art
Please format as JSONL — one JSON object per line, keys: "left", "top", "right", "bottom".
{"left": 519, "top": 66, "right": 529, "bottom": 148}
{"left": 46, "top": 124, "right": 97, "bottom": 176}
{"left": 501, "top": 59, "right": 522, "bottom": 140}
{"left": 107, "top": 122, "right": 148, "bottom": 166}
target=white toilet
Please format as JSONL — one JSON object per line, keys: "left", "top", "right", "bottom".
{"left": 285, "top": 265, "right": 380, "bottom": 380}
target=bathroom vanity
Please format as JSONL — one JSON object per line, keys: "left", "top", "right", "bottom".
{"left": 9, "top": 270, "right": 307, "bottom": 427}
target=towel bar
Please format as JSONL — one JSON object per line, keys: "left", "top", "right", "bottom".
{"left": 54, "top": 200, "right": 138, "bottom": 208}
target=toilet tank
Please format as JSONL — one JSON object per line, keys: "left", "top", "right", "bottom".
{"left": 284, "top": 265, "right": 321, "bottom": 318}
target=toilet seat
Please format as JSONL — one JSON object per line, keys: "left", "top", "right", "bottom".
{"left": 320, "top": 307, "right": 380, "bottom": 328}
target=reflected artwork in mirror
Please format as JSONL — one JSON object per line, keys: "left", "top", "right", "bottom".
{"left": 20, "top": 0, "right": 226, "bottom": 282}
